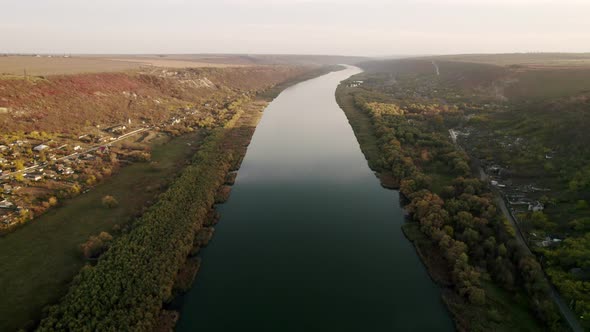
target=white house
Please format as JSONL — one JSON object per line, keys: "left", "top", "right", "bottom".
{"left": 528, "top": 202, "right": 544, "bottom": 212}
{"left": 33, "top": 144, "right": 49, "bottom": 152}
{"left": 0, "top": 199, "right": 14, "bottom": 209}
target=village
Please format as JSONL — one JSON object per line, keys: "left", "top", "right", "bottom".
{"left": 0, "top": 100, "right": 229, "bottom": 233}
{"left": 450, "top": 127, "right": 564, "bottom": 249}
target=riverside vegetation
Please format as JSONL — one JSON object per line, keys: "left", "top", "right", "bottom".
{"left": 36, "top": 65, "right": 342, "bottom": 331}
{"left": 0, "top": 63, "right": 340, "bottom": 331}
{"left": 335, "top": 55, "right": 590, "bottom": 331}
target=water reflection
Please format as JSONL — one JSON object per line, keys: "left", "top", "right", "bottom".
{"left": 176, "top": 66, "right": 454, "bottom": 331}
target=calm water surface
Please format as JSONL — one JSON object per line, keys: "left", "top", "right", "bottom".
{"left": 176, "top": 67, "right": 454, "bottom": 331}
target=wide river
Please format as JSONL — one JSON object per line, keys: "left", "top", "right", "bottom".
{"left": 176, "top": 66, "right": 454, "bottom": 331}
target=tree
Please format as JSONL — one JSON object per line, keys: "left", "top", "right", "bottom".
{"left": 48, "top": 196, "right": 58, "bottom": 207}
{"left": 69, "top": 183, "right": 81, "bottom": 196}
{"left": 80, "top": 232, "right": 113, "bottom": 259}
{"left": 14, "top": 159, "right": 24, "bottom": 171}
{"left": 102, "top": 195, "right": 119, "bottom": 208}
{"left": 469, "top": 287, "right": 486, "bottom": 305}
{"left": 575, "top": 200, "right": 589, "bottom": 210}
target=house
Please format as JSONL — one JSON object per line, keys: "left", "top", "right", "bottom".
{"left": 24, "top": 173, "right": 43, "bottom": 181}
{"left": 528, "top": 201, "right": 544, "bottom": 212}
{"left": 540, "top": 236, "right": 562, "bottom": 247}
{"left": 60, "top": 167, "right": 73, "bottom": 175}
{"left": 488, "top": 165, "right": 502, "bottom": 175}
{"left": 56, "top": 165, "right": 74, "bottom": 175}
{"left": 33, "top": 144, "right": 49, "bottom": 152}
{"left": 0, "top": 199, "right": 14, "bottom": 209}
{"left": 0, "top": 145, "right": 8, "bottom": 152}
{"left": 106, "top": 124, "right": 127, "bottom": 134}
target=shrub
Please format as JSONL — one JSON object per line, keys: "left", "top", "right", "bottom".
{"left": 80, "top": 232, "right": 113, "bottom": 259}
{"left": 101, "top": 195, "right": 119, "bottom": 208}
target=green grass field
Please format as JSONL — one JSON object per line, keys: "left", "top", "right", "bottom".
{"left": 0, "top": 131, "right": 202, "bottom": 331}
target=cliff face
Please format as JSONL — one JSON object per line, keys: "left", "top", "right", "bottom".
{"left": 0, "top": 66, "right": 310, "bottom": 133}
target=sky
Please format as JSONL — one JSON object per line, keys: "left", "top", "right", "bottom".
{"left": 1, "top": 0, "right": 589, "bottom": 56}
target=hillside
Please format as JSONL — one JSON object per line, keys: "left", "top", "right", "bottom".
{"left": 0, "top": 66, "right": 309, "bottom": 133}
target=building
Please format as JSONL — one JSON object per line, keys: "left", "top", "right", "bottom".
{"left": 3, "top": 184, "right": 12, "bottom": 194}
{"left": 528, "top": 202, "right": 544, "bottom": 212}
{"left": 57, "top": 165, "right": 74, "bottom": 175}
{"left": 33, "top": 144, "right": 49, "bottom": 152}
{"left": 25, "top": 173, "right": 43, "bottom": 181}
{"left": 0, "top": 199, "right": 14, "bottom": 209}
{"left": 106, "top": 124, "right": 127, "bottom": 134}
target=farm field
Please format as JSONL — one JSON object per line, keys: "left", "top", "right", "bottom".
{"left": 428, "top": 53, "right": 590, "bottom": 67}
{"left": 0, "top": 54, "right": 365, "bottom": 76}
{"left": 0, "top": 56, "right": 144, "bottom": 76}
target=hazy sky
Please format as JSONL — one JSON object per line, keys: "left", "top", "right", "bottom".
{"left": 1, "top": 0, "right": 589, "bottom": 56}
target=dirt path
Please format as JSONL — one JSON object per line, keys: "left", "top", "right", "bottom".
{"left": 432, "top": 61, "right": 440, "bottom": 76}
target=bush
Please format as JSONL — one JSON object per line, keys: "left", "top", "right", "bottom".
{"left": 80, "top": 232, "right": 113, "bottom": 259}
{"left": 101, "top": 195, "right": 119, "bottom": 208}
{"left": 575, "top": 200, "right": 589, "bottom": 210}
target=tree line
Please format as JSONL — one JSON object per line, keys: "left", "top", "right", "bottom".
{"left": 37, "top": 125, "right": 238, "bottom": 331}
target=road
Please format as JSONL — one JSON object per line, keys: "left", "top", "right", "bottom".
{"left": 469, "top": 136, "right": 584, "bottom": 332}
{"left": 432, "top": 61, "right": 440, "bottom": 76}
{"left": 492, "top": 184, "right": 584, "bottom": 332}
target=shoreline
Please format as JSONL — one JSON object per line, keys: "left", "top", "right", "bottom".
{"left": 32, "top": 65, "right": 343, "bottom": 331}
{"left": 335, "top": 83, "right": 461, "bottom": 330}
{"left": 334, "top": 82, "right": 551, "bottom": 332}
{"left": 163, "top": 64, "right": 348, "bottom": 330}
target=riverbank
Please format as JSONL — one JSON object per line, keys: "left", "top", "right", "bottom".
{"left": 334, "top": 84, "right": 399, "bottom": 189}
{"left": 335, "top": 82, "right": 553, "bottom": 331}
{"left": 174, "top": 65, "right": 453, "bottom": 331}
{"left": 36, "top": 97, "right": 265, "bottom": 330}
{"left": 30, "top": 65, "right": 342, "bottom": 331}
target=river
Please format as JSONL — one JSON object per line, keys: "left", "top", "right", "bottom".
{"left": 175, "top": 66, "right": 454, "bottom": 331}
